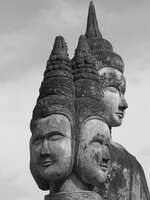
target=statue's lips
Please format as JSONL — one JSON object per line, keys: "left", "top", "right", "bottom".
{"left": 39, "top": 160, "right": 54, "bottom": 167}
{"left": 100, "top": 164, "right": 109, "bottom": 172}
{"left": 115, "top": 112, "right": 124, "bottom": 119}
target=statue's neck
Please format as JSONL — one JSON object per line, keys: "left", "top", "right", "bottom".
{"left": 58, "top": 172, "right": 89, "bottom": 193}
{"left": 45, "top": 173, "right": 103, "bottom": 200}
{"left": 45, "top": 191, "right": 102, "bottom": 200}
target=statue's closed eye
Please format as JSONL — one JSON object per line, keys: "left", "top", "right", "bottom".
{"left": 47, "top": 131, "right": 64, "bottom": 141}
{"left": 32, "top": 131, "right": 65, "bottom": 145}
{"left": 32, "top": 136, "right": 43, "bottom": 146}
{"left": 90, "top": 135, "right": 104, "bottom": 145}
{"left": 105, "top": 86, "right": 119, "bottom": 93}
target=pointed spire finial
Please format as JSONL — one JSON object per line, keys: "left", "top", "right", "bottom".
{"left": 76, "top": 35, "right": 90, "bottom": 53}
{"left": 49, "top": 35, "right": 69, "bottom": 61}
{"left": 72, "top": 35, "right": 91, "bottom": 65}
{"left": 72, "top": 35, "right": 98, "bottom": 71}
{"left": 85, "top": 1, "right": 102, "bottom": 39}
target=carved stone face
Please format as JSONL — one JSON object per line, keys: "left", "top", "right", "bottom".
{"left": 99, "top": 68, "right": 128, "bottom": 127}
{"left": 30, "top": 114, "right": 72, "bottom": 187}
{"left": 77, "top": 118, "right": 111, "bottom": 186}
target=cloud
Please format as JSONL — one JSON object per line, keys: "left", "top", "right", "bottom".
{"left": 0, "top": 0, "right": 55, "bottom": 33}
{"left": 0, "top": 69, "right": 44, "bottom": 199}
{"left": 0, "top": 0, "right": 87, "bottom": 82}
{"left": 1, "top": 0, "right": 150, "bottom": 82}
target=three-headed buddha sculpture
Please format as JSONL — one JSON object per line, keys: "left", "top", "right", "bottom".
{"left": 30, "top": 35, "right": 111, "bottom": 200}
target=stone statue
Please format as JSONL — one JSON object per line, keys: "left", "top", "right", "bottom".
{"left": 30, "top": 35, "right": 111, "bottom": 200}
{"left": 84, "top": 1, "right": 150, "bottom": 200}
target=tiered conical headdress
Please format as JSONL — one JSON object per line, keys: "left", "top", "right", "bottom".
{"left": 31, "top": 36, "right": 75, "bottom": 122}
{"left": 72, "top": 35, "right": 104, "bottom": 123}
{"left": 85, "top": 1, "right": 124, "bottom": 73}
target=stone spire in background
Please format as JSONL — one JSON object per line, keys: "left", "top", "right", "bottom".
{"left": 85, "top": 1, "right": 102, "bottom": 39}
{"left": 85, "top": 1, "right": 124, "bottom": 73}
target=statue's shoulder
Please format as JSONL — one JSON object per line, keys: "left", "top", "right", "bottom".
{"left": 110, "top": 141, "right": 125, "bottom": 150}
{"left": 110, "top": 140, "right": 142, "bottom": 166}
{"left": 110, "top": 141, "right": 142, "bottom": 166}
{"left": 110, "top": 141, "right": 150, "bottom": 200}
{"left": 110, "top": 141, "right": 131, "bottom": 159}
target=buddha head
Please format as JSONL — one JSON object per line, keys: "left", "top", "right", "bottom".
{"left": 72, "top": 35, "right": 111, "bottom": 187}
{"left": 99, "top": 67, "right": 128, "bottom": 127}
{"left": 76, "top": 116, "right": 111, "bottom": 186}
{"left": 30, "top": 36, "right": 76, "bottom": 191}
{"left": 85, "top": 1, "right": 128, "bottom": 127}
{"left": 30, "top": 112, "right": 74, "bottom": 191}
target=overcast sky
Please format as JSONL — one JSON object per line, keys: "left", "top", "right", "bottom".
{"left": 0, "top": 0, "right": 150, "bottom": 199}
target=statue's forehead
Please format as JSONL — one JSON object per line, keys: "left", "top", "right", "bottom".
{"left": 80, "top": 117, "right": 110, "bottom": 141}
{"left": 99, "top": 67, "right": 122, "bottom": 80}
{"left": 98, "top": 67, "right": 126, "bottom": 93}
{"left": 31, "top": 114, "right": 71, "bottom": 136}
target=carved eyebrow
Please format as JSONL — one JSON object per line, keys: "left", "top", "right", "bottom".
{"left": 32, "top": 131, "right": 43, "bottom": 137}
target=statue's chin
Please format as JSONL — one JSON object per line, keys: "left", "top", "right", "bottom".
{"left": 95, "top": 169, "right": 108, "bottom": 183}
{"left": 106, "top": 114, "right": 123, "bottom": 127}
{"left": 37, "top": 162, "right": 72, "bottom": 183}
{"left": 79, "top": 166, "right": 108, "bottom": 186}
{"left": 77, "top": 149, "right": 108, "bottom": 186}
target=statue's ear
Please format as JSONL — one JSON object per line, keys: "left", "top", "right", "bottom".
{"left": 30, "top": 161, "right": 49, "bottom": 191}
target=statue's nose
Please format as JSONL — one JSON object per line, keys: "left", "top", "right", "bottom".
{"left": 102, "top": 146, "right": 110, "bottom": 162}
{"left": 119, "top": 96, "right": 128, "bottom": 111}
{"left": 41, "top": 139, "right": 50, "bottom": 155}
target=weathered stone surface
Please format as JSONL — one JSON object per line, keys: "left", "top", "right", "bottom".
{"left": 76, "top": 118, "right": 111, "bottom": 186}
{"left": 106, "top": 142, "right": 150, "bottom": 200}
{"left": 30, "top": 114, "right": 72, "bottom": 190}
